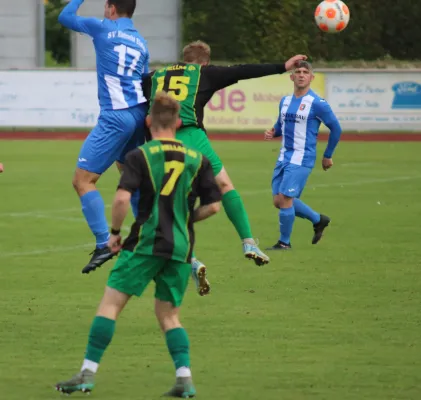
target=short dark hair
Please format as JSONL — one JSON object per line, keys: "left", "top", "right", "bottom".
{"left": 150, "top": 92, "right": 180, "bottom": 130}
{"left": 108, "top": 0, "right": 136, "bottom": 18}
{"left": 295, "top": 60, "right": 313, "bottom": 72}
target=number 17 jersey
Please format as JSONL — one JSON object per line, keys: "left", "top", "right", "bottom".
{"left": 93, "top": 18, "right": 149, "bottom": 111}
{"left": 58, "top": 1, "right": 149, "bottom": 111}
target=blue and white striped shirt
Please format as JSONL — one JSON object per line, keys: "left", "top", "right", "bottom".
{"left": 59, "top": 0, "right": 149, "bottom": 111}
{"left": 274, "top": 89, "right": 342, "bottom": 169}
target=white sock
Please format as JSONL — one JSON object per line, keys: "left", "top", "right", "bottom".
{"left": 81, "top": 359, "right": 99, "bottom": 373}
{"left": 176, "top": 367, "right": 192, "bottom": 378}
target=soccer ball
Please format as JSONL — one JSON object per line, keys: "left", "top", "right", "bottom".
{"left": 314, "top": 0, "right": 350, "bottom": 33}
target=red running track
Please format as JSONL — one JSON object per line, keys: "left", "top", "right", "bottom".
{"left": 0, "top": 131, "right": 421, "bottom": 141}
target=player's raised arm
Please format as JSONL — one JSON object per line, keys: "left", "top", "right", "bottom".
{"left": 204, "top": 55, "right": 308, "bottom": 91}
{"left": 193, "top": 156, "right": 222, "bottom": 222}
{"left": 315, "top": 99, "right": 342, "bottom": 170}
{"left": 58, "top": 0, "right": 103, "bottom": 36}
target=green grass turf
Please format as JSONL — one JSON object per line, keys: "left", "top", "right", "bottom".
{"left": 0, "top": 140, "right": 420, "bottom": 400}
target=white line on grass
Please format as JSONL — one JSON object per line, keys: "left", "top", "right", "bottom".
{"left": 0, "top": 243, "right": 92, "bottom": 258}
{"left": 1, "top": 174, "right": 418, "bottom": 259}
{"left": 241, "top": 175, "right": 421, "bottom": 196}
{"left": 2, "top": 175, "right": 419, "bottom": 219}
{"left": 0, "top": 205, "right": 111, "bottom": 218}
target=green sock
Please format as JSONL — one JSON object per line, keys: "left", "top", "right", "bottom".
{"left": 165, "top": 328, "right": 191, "bottom": 369}
{"left": 222, "top": 190, "right": 253, "bottom": 239}
{"left": 85, "top": 316, "right": 116, "bottom": 363}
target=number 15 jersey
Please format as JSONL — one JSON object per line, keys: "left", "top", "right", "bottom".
{"left": 142, "top": 62, "right": 286, "bottom": 131}
{"left": 58, "top": 1, "right": 149, "bottom": 111}
{"left": 117, "top": 139, "right": 221, "bottom": 263}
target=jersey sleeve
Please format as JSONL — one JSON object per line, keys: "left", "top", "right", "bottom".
{"left": 273, "top": 97, "right": 285, "bottom": 137}
{"left": 58, "top": 0, "right": 103, "bottom": 37}
{"left": 117, "top": 149, "right": 144, "bottom": 193}
{"left": 203, "top": 64, "right": 287, "bottom": 91}
{"left": 315, "top": 99, "right": 342, "bottom": 158}
{"left": 141, "top": 71, "right": 154, "bottom": 101}
{"left": 197, "top": 156, "right": 222, "bottom": 206}
{"left": 143, "top": 51, "right": 150, "bottom": 74}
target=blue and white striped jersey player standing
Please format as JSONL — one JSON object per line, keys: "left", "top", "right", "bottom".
{"left": 58, "top": 0, "right": 149, "bottom": 273}
{"left": 264, "top": 61, "right": 342, "bottom": 250}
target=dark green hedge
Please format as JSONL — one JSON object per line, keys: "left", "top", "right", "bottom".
{"left": 183, "top": 0, "right": 421, "bottom": 62}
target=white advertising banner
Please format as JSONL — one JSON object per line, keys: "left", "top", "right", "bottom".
{"left": 1, "top": 70, "right": 421, "bottom": 131}
{"left": 326, "top": 72, "right": 421, "bottom": 131}
{"left": 0, "top": 70, "right": 100, "bottom": 128}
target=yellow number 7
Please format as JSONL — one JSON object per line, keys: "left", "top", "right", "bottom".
{"left": 160, "top": 160, "right": 185, "bottom": 196}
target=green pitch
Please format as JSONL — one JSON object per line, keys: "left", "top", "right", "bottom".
{"left": 0, "top": 140, "right": 420, "bottom": 400}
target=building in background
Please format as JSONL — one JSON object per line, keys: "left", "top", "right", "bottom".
{"left": 0, "top": 0, "right": 45, "bottom": 69}
{"left": 71, "top": 0, "right": 181, "bottom": 68}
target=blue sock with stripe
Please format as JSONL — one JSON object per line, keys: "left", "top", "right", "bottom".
{"left": 279, "top": 206, "right": 295, "bottom": 245}
{"left": 80, "top": 190, "right": 109, "bottom": 249}
{"left": 294, "top": 199, "right": 320, "bottom": 224}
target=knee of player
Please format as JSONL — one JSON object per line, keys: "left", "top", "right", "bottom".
{"left": 72, "top": 175, "right": 81, "bottom": 191}
{"left": 156, "top": 314, "right": 181, "bottom": 333}
{"left": 215, "top": 169, "right": 234, "bottom": 194}
{"left": 72, "top": 169, "right": 98, "bottom": 192}
{"left": 273, "top": 196, "right": 282, "bottom": 209}
{"left": 274, "top": 194, "right": 292, "bottom": 209}
{"left": 217, "top": 178, "right": 234, "bottom": 194}
{"left": 155, "top": 301, "right": 181, "bottom": 332}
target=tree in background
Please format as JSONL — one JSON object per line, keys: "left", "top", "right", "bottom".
{"left": 183, "top": 0, "right": 421, "bottom": 63}
{"left": 45, "top": 0, "right": 70, "bottom": 65}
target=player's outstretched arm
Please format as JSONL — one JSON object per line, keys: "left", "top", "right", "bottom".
{"left": 109, "top": 150, "right": 144, "bottom": 250}
{"left": 194, "top": 157, "right": 222, "bottom": 222}
{"left": 264, "top": 127, "right": 276, "bottom": 141}
{"left": 108, "top": 189, "right": 131, "bottom": 252}
{"left": 315, "top": 99, "right": 342, "bottom": 170}
{"left": 58, "top": 0, "right": 103, "bottom": 36}
{"left": 204, "top": 55, "right": 307, "bottom": 91}
{"left": 194, "top": 202, "right": 221, "bottom": 222}
{"left": 265, "top": 97, "right": 285, "bottom": 140}
{"left": 0, "top": 162, "right": 4, "bottom": 173}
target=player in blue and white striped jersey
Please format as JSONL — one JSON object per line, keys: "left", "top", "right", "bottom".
{"left": 264, "top": 61, "right": 342, "bottom": 250}
{"left": 59, "top": 0, "right": 149, "bottom": 273}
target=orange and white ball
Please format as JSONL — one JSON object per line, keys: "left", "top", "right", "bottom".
{"left": 314, "top": 0, "right": 350, "bottom": 33}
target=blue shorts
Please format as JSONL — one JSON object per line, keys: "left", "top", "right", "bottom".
{"left": 77, "top": 103, "right": 147, "bottom": 174}
{"left": 271, "top": 161, "right": 312, "bottom": 198}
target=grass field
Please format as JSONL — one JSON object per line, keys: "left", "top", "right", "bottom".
{"left": 1, "top": 139, "right": 420, "bottom": 400}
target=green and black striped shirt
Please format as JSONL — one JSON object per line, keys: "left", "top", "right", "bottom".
{"left": 118, "top": 139, "right": 221, "bottom": 263}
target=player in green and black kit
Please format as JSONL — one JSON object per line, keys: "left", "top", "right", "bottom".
{"left": 142, "top": 41, "right": 308, "bottom": 296}
{"left": 55, "top": 92, "right": 221, "bottom": 398}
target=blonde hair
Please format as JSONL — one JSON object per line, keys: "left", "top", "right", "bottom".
{"left": 150, "top": 92, "right": 180, "bottom": 130}
{"left": 183, "top": 40, "right": 211, "bottom": 64}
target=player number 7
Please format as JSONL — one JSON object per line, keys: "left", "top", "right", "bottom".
{"left": 114, "top": 44, "right": 141, "bottom": 77}
{"left": 160, "top": 161, "right": 185, "bottom": 196}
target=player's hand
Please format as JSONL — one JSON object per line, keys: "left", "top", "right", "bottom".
{"left": 322, "top": 158, "right": 333, "bottom": 171}
{"left": 264, "top": 128, "right": 275, "bottom": 140}
{"left": 284, "top": 55, "right": 308, "bottom": 71}
{"left": 0, "top": 163, "right": 3, "bottom": 173}
{"left": 108, "top": 234, "right": 122, "bottom": 253}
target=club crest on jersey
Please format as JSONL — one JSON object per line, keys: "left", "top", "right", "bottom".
{"left": 299, "top": 104, "right": 306, "bottom": 111}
